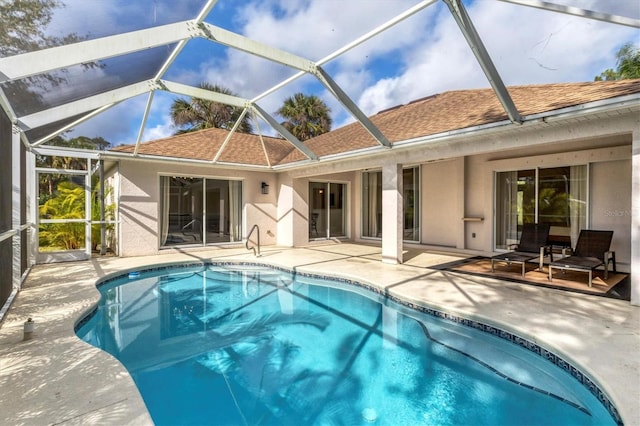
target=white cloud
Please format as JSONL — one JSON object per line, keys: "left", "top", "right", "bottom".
{"left": 50, "top": 0, "right": 640, "bottom": 143}
{"left": 350, "top": 0, "right": 639, "bottom": 117}
{"left": 142, "top": 121, "right": 175, "bottom": 142}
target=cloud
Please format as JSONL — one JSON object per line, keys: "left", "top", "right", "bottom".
{"left": 350, "top": 0, "right": 639, "bottom": 117}
{"left": 142, "top": 121, "right": 175, "bottom": 142}
{"left": 56, "top": 0, "right": 639, "bottom": 143}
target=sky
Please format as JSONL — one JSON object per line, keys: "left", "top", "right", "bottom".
{"left": 55, "top": 0, "right": 640, "bottom": 147}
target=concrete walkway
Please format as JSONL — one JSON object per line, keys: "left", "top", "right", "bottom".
{"left": 1, "top": 243, "right": 638, "bottom": 425}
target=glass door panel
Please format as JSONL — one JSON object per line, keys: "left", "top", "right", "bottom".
{"left": 205, "top": 179, "right": 226, "bottom": 243}
{"left": 495, "top": 170, "right": 535, "bottom": 250}
{"left": 362, "top": 171, "right": 382, "bottom": 238}
{"left": 204, "top": 179, "right": 243, "bottom": 244}
{"left": 309, "top": 182, "right": 327, "bottom": 239}
{"left": 161, "top": 177, "right": 203, "bottom": 246}
{"left": 329, "top": 183, "right": 346, "bottom": 238}
{"left": 538, "top": 166, "right": 586, "bottom": 247}
{"left": 403, "top": 167, "right": 419, "bottom": 241}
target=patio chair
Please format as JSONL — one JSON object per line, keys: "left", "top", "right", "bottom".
{"left": 548, "top": 230, "right": 616, "bottom": 287}
{"left": 491, "top": 223, "right": 551, "bottom": 277}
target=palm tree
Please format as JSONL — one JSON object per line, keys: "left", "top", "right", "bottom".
{"left": 595, "top": 42, "right": 640, "bottom": 81}
{"left": 170, "top": 83, "right": 252, "bottom": 134}
{"left": 277, "top": 93, "right": 332, "bottom": 141}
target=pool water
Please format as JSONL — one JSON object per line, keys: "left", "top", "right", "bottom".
{"left": 76, "top": 264, "right": 617, "bottom": 426}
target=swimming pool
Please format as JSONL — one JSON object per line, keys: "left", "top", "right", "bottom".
{"left": 76, "top": 262, "right": 620, "bottom": 425}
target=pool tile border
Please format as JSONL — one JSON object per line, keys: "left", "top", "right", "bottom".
{"left": 80, "top": 261, "right": 623, "bottom": 426}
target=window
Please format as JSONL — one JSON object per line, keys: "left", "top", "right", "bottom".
{"left": 160, "top": 176, "right": 242, "bottom": 247}
{"left": 495, "top": 166, "right": 587, "bottom": 250}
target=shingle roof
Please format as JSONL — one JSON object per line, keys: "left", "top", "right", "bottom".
{"left": 112, "top": 79, "right": 640, "bottom": 166}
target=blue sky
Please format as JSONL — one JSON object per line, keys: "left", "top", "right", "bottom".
{"left": 63, "top": 0, "right": 640, "bottom": 146}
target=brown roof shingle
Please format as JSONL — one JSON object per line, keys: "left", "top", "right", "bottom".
{"left": 111, "top": 79, "right": 640, "bottom": 166}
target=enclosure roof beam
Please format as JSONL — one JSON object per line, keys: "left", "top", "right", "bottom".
{"left": 198, "top": 22, "right": 316, "bottom": 72}
{"left": 31, "top": 104, "right": 119, "bottom": 148}
{"left": 0, "top": 21, "right": 198, "bottom": 83}
{"left": 252, "top": 103, "right": 318, "bottom": 161}
{"left": 496, "top": 0, "right": 640, "bottom": 28}
{"left": 315, "top": 66, "right": 391, "bottom": 148}
{"left": 17, "top": 80, "right": 154, "bottom": 131}
{"left": 444, "top": 0, "right": 523, "bottom": 124}
{"left": 159, "top": 80, "right": 249, "bottom": 108}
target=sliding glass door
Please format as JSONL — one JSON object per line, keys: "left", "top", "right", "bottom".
{"left": 495, "top": 166, "right": 587, "bottom": 250}
{"left": 309, "top": 182, "right": 346, "bottom": 239}
{"left": 160, "top": 176, "right": 242, "bottom": 247}
{"left": 362, "top": 167, "right": 419, "bottom": 241}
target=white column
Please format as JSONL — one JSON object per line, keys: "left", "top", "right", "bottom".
{"left": 381, "top": 162, "right": 403, "bottom": 264}
{"left": 631, "top": 129, "right": 639, "bottom": 306}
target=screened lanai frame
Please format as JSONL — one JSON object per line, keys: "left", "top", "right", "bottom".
{"left": 0, "top": 0, "right": 638, "bottom": 299}
{"left": 1, "top": 0, "right": 637, "bottom": 168}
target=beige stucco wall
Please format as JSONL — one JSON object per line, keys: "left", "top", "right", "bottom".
{"left": 591, "top": 159, "right": 632, "bottom": 270}
{"left": 421, "top": 159, "right": 460, "bottom": 247}
{"left": 276, "top": 173, "right": 308, "bottom": 247}
{"left": 117, "top": 160, "right": 277, "bottom": 257}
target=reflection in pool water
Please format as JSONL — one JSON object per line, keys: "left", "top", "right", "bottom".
{"left": 76, "top": 264, "right": 618, "bottom": 425}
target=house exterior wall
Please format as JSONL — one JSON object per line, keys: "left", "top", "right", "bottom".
{"left": 117, "top": 160, "right": 277, "bottom": 257}
{"left": 421, "top": 159, "right": 460, "bottom": 247}
{"left": 276, "top": 174, "right": 307, "bottom": 247}
{"left": 114, "top": 110, "right": 636, "bottom": 290}
{"left": 591, "top": 159, "right": 632, "bottom": 268}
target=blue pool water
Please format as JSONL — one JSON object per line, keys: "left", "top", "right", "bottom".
{"left": 76, "top": 263, "right": 618, "bottom": 426}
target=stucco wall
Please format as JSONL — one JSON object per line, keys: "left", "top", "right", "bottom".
{"left": 421, "top": 159, "right": 460, "bottom": 247}
{"left": 591, "top": 159, "right": 632, "bottom": 270}
{"left": 118, "top": 160, "right": 277, "bottom": 257}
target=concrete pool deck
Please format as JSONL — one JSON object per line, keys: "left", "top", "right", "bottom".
{"left": 1, "top": 242, "right": 638, "bottom": 425}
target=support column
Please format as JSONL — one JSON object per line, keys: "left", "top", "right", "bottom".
{"left": 631, "top": 129, "right": 639, "bottom": 306}
{"left": 381, "top": 162, "right": 403, "bottom": 264}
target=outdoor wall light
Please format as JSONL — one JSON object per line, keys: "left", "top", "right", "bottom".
{"left": 261, "top": 182, "right": 269, "bottom": 194}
